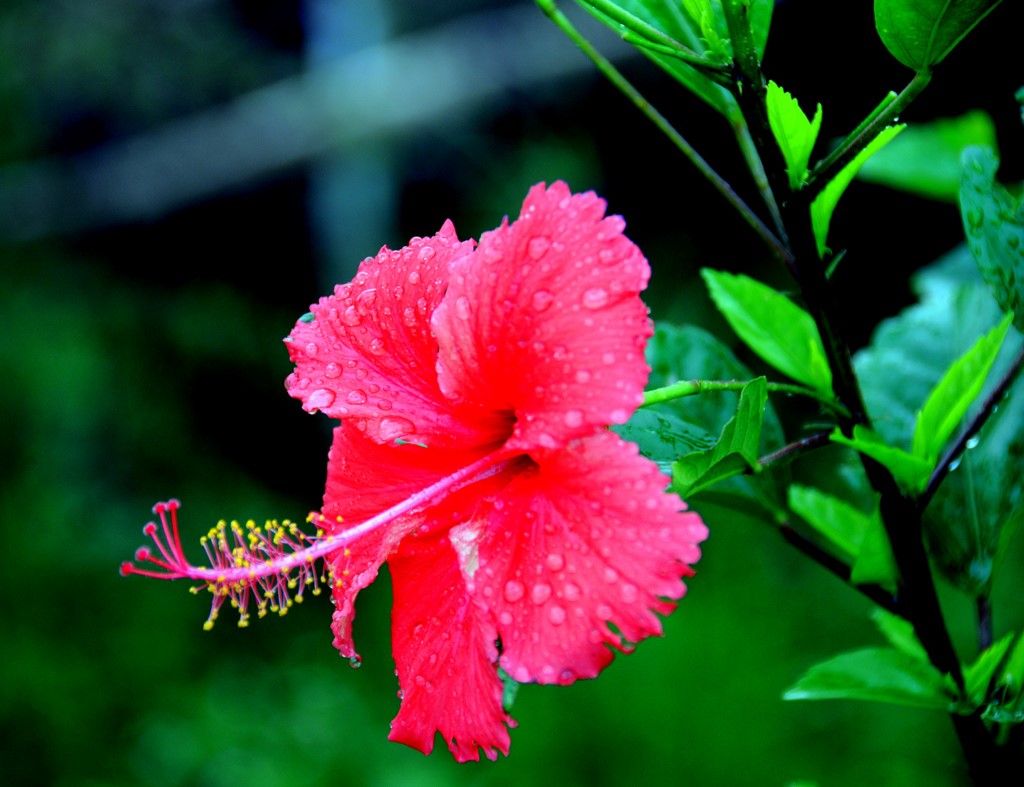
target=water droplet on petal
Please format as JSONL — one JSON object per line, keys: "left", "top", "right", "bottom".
{"left": 603, "top": 567, "right": 618, "bottom": 583}
{"left": 339, "top": 306, "right": 360, "bottom": 327}
{"left": 621, "top": 583, "right": 638, "bottom": 603}
{"left": 380, "top": 417, "right": 415, "bottom": 441}
{"left": 575, "top": 369, "right": 591, "bottom": 384}
{"left": 348, "top": 656, "right": 362, "bottom": 669}
{"left": 369, "top": 337, "right": 386, "bottom": 355}
{"left": 308, "top": 388, "right": 336, "bottom": 410}
{"left": 377, "top": 399, "right": 392, "bottom": 411}
{"left": 514, "top": 665, "right": 530, "bottom": 683}
{"left": 357, "top": 288, "right": 377, "bottom": 308}
{"left": 548, "top": 605, "right": 566, "bottom": 626}
{"left": 545, "top": 553, "right": 565, "bottom": 572}
{"left": 532, "top": 289, "right": 555, "bottom": 312}
{"left": 324, "top": 362, "right": 342, "bottom": 379}
{"left": 304, "top": 342, "right": 319, "bottom": 357}
{"left": 504, "top": 580, "right": 525, "bottom": 603}
{"left": 531, "top": 583, "right": 552, "bottom": 605}
{"left": 455, "top": 295, "right": 471, "bottom": 319}
{"left": 564, "top": 582, "right": 581, "bottom": 601}
{"left": 596, "top": 604, "right": 613, "bottom": 621}
{"left": 403, "top": 307, "right": 417, "bottom": 326}
{"left": 499, "top": 610, "right": 513, "bottom": 626}
{"left": 346, "top": 389, "right": 367, "bottom": 405}
{"left": 418, "top": 246, "right": 435, "bottom": 261}
{"left": 582, "top": 287, "right": 609, "bottom": 309}
{"left": 528, "top": 236, "right": 551, "bottom": 259}
{"left": 564, "top": 410, "right": 584, "bottom": 428}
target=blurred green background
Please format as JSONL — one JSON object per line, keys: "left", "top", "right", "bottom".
{"left": 1, "top": 1, "right": 1021, "bottom": 785}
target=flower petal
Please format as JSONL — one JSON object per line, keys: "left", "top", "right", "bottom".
{"left": 433, "top": 182, "right": 653, "bottom": 451}
{"left": 388, "top": 530, "right": 513, "bottom": 762}
{"left": 321, "top": 423, "right": 506, "bottom": 660}
{"left": 286, "top": 220, "right": 503, "bottom": 447}
{"left": 471, "top": 430, "right": 707, "bottom": 685}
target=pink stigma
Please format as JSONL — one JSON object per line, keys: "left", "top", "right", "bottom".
{"left": 121, "top": 452, "right": 514, "bottom": 629}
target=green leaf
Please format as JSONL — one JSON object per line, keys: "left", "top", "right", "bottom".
{"left": 830, "top": 425, "right": 933, "bottom": 494}
{"left": 679, "top": 0, "right": 731, "bottom": 61}
{"left": 498, "top": 667, "right": 520, "bottom": 711}
{"left": 766, "top": 81, "right": 823, "bottom": 190}
{"left": 811, "top": 124, "right": 905, "bottom": 257}
{"left": 672, "top": 377, "right": 766, "bottom": 497}
{"left": 964, "top": 633, "right": 1015, "bottom": 706}
{"left": 784, "top": 648, "right": 953, "bottom": 710}
{"left": 613, "top": 408, "right": 715, "bottom": 475}
{"left": 578, "top": 0, "right": 773, "bottom": 117}
{"left": 960, "top": 146, "right": 1024, "bottom": 332}
{"left": 999, "top": 632, "right": 1024, "bottom": 693}
{"left": 787, "top": 485, "right": 898, "bottom": 585}
{"left": 855, "top": 248, "right": 1024, "bottom": 595}
{"left": 912, "top": 312, "right": 1013, "bottom": 463}
{"left": 578, "top": 0, "right": 731, "bottom": 114}
{"left": 701, "top": 269, "right": 833, "bottom": 395}
{"left": 788, "top": 484, "right": 868, "bottom": 559}
{"left": 857, "top": 110, "right": 998, "bottom": 202}
{"left": 870, "top": 609, "right": 929, "bottom": 662}
{"left": 645, "top": 323, "right": 786, "bottom": 519}
{"left": 851, "top": 514, "right": 899, "bottom": 586}
{"left": 874, "top": 0, "right": 1004, "bottom": 71}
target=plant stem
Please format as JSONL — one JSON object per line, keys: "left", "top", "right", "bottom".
{"left": 642, "top": 378, "right": 834, "bottom": 408}
{"left": 805, "top": 71, "right": 932, "bottom": 201}
{"left": 711, "top": 9, "right": 1001, "bottom": 771}
{"left": 577, "top": 0, "right": 723, "bottom": 76}
{"left": 921, "top": 344, "right": 1024, "bottom": 511}
{"left": 720, "top": 0, "right": 790, "bottom": 242}
{"left": 730, "top": 108, "right": 787, "bottom": 245}
{"left": 778, "top": 524, "right": 898, "bottom": 613}
{"left": 757, "top": 430, "right": 832, "bottom": 469}
{"left": 536, "top": 0, "right": 789, "bottom": 262}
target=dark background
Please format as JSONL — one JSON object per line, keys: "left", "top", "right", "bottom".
{"left": 1, "top": 1, "right": 1021, "bottom": 784}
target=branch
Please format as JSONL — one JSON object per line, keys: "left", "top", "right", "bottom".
{"left": 921, "top": 343, "right": 1024, "bottom": 511}
{"left": 537, "top": 0, "right": 790, "bottom": 265}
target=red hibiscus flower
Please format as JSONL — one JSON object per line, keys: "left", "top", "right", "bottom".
{"left": 123, "top": 181, "right": 707, "bottom": 762}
